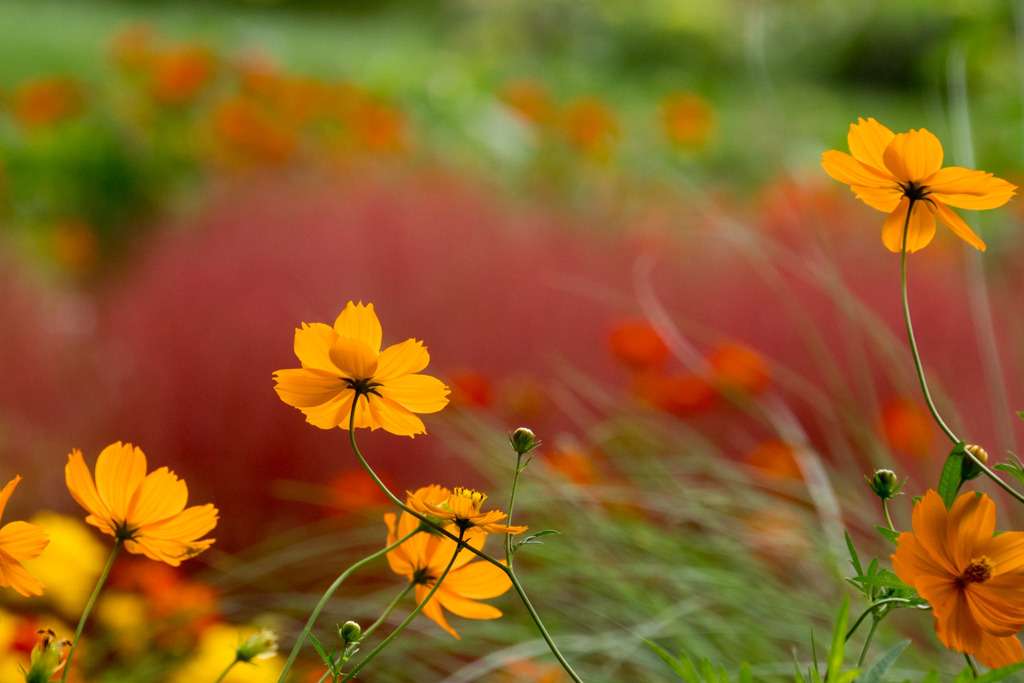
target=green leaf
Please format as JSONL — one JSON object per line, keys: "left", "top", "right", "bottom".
{"left": 953, "top": 667, "right": 975, "bottom": 683}
{"left": 834, "top": 672, "right": 860, "bottom": 683}
{"left": 642, "top": 639, "right": 689, "bottom": 679}
{"left": 975, "top": 661, "right": 1024, "bottom": 682}
{"left": 875, "top": 526, "right": 900, "bottom": 545}
{"left": 739, "top": 663, "right": 752, "bottom": 683}
{"left": 793, "top": 650, "right": 808, "bottom": 683}
{"left": 512, "top": 529, "right": 560, "bottom": 552}
{"left": 700, "top": 658, "right": 717, "bottom": 682}
{"left": 825, "top": 596, "right": 849, "bottom": 683}
{"left": 921, "top": 672, "right": 939, "bottom": 683}
{"left": 308, "top": 631, "right": 329, "bottom": 664}
{"left": 856, "top": 640, "right": 908, "bottom": 683}
{"left": 938, "top": 442, "right": 968, "bottom": 508}
{"left": 850, "top": 573, "right": 913, "bottom": 591}
{"left": 845, "top": 532, "right": 863, "bottom": 576}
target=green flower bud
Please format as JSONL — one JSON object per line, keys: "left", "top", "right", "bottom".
{"left": 866, "top": 469, "right": 904, "bottom": 500}
{"left": 509, "top": 427, "right": 539, "bottom": 455}
{"left": 961, "top": 444, "right": 988, "bottom": 481}
{"left": 236, "top": 628, "right": 279, "bottom": 663}
{"left": 339, "top": 621, "right": 362, "bottom": 644}
{"left": 24, "top": 630, "right": 68, "bottom": 683}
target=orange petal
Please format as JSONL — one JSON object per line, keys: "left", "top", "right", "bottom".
{"left": 848, "top": 117, "right": 896, "bottom": 169}
{"left": 946, "top": 492, "right": 994, "bottom": 568}
{"left": 333, "top": 302, "right": 382, "bottom": 355}
{"left": 0, "top": 551, "right": 45, "bottom": 597}
{"left": 375, "top": 339, "right": 430, "bottom": 382}
{"left": 883, "top": 128, "right": 943, "bottom": 183}
{"left": 910, "top": 491, "right": 958, "bottom": 575}
{"left": 926, "top": 199, "right": 985, "bottom": 251}
{"left": 417, "top": 583, "right": 459, "bottom": 638}
{"left": 329, "top": 336, "right": 378, "bottom": 380}
{"left": 971, "top": 631, "right": 1024, "bottom": 670}
{"left": 436, "top": 589, "right": 503, "bottom": 620}
{"left": 366, "top": 394, "right": 427, "bottom": 437}
{"left": 981, "top": 532, "right": 1024, "bottom": 575}
{"left": 293, "top": 322, "right": 340, "bottom": 373}
{"left": 821, "top": 150, "right": 893, "bottom": 188}
{"left": 273, "top": 368, "right": 348, "bottom": 408}
{"left": 377, "top": 374, "right": 450, "bottom": 414}
{"left": 0, "top": 476, "right": 20, "bottom": 523}
{"left": 95, "top": 442, "right": 148, "bottom": 523}
{"left": 126, "top": 468, "right": 189, "bottom": 528}
{"left": 0, "top": 521, "right": 48, "bottom": 562}
{"left": 882, "top": 197, "right": 935, "bottom": 253}
{"left": 445, "top": 561, "right": 512, "bottom": 599}
{"left": 925, "top": 167, "right": 1017, "bottom": 209}
{"left": 850, "top": 185, "right": 902, "bottom": 213}
{"left": 892, "top": 533, "right": 953, "bottom": 588}
{"left": 965, "top": 585, "right": 1024, "bottom": 636}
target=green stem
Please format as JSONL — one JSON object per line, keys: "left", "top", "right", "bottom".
{"left": 899, "top": 199, "right": 958, "bottom": 445}
{"left": 275, "top": 526, "right": 421, "bottom": 683}
{"left": 899, "top": 206, "right": 1024, "bottom": 506}
{"left": 882, "top": 499, "right": 895, "bottom": 533}
{"left": 61, "top": 539, "right": 121, "bottom": 683}
{"left": 345, "top": 400, "right": 584, "bottom": 682}
{"left": 966, "top": 653, "right": 980, "bottom": 677}
{"left": 505, "top": 452, "right": 524, "bottom": 567}
{"left": 856, "top": 617, "right": 880, "bottom": 668}
{"left": 845, "top": 597, "right": 921, "bottom": 641}
{"left": 340, "top": 530, "right": 467, "bottom": 681}
{"left": 213, "top": 657, "right": 240, "bottom": 683}
{"left": 361, "top": 583, "right": 414, "bottom": 640}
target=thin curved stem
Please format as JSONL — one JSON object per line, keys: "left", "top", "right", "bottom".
{"left": 505, "top": 452, "right": 524, "bottom": 567}
{"left": 882, "top": 499, "right": 895, "bottom": 533}
{"left": 213, "top": 658, "right": 240, "bottom": 683}
{"left": 966, "top": 653, "right": 980, "bottom": 677}
{"left": 340, "top": 530, "right": 466, "bottom": 681}
{"left": 856, "top": 617, "right": 880, "bottom": 668}
{"left": 61, "top": 539, "right": 121, "bottom": 683}
{"left": 275, "top": 526, "right": 420, "bottom": 682}
{"left": 361, "top": 583, "right": 414, "bottom": 640}
{"left": 344, "top": 402, "right": 584, "bottom": 681}
{"left": 845, "top": 597, "right": 922, "bottom": 641}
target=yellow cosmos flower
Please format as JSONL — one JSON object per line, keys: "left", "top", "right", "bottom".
{"left": 821, "top": 118, "right": 1016, "bottom": 252}
{"left": 385, "top": 486, "right": 512, "bottom": 639}
{"left": 408, "top": 486, "right": 527, "bottom": 536}
{"left": 0, "top": 476, "right": 49, "bottom": 597}
{"left": 892, "top": 490, "right": 1024, "bottom": 669}
{"left": 273, "top": 301, "right": 450, "bottom": 437}
{"left": 65, "top": 442, "right": 218, "bottom": 566}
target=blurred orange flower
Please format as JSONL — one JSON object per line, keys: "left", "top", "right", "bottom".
{"left": 561, "top": 97, "right": 618, "bottom": 160}
{"left": 880, "top": 397, "right": 934, "bottom": 460}
{"left": 746, "top": 440, "right": 802, "bottom": 480}
{"left": 892, "top": 490, "right": 1024, "bottom": 669}
{"left": 273, "top": 302, "right": 449, "bottom": 436}
{"left": 661, "top": 92, "right": 713, "bottom": 148}
{"left": 447, "top": 371, "right": 493, "bottom": 409}
{"left": 638, "top": 372, "right": 717, "bottom": 416}
{"left": 607, "top": 319, "right": 669, "bottom": 372}
{"left": 108, "top": 23, "right": 157, "bottom": 71}
{"left": 10, "top": 77, "right": 84, "bottom": 128}
{"left": 545, "top": 443, "right": 602, "bottom": 487}
{"left": 408, "top": 487, "right": 526, "bottom": 536}
{"left": 385, "top": 486, "right": 511, "bottom": 638}
{"left": 149, "top": 45, "right": 217, "bottom": 106}
{"left": 65, "top": 442, "right": 218, "bottom": 566}
{"left": 210, "top": 96, "right": 297, "bottom": 166}
{"left": 0, "top": 476, "right": 49, "bottom": 597}
{"left": 821, "top": 118, "right": 1016, "bottom": 252}
{"left": 324, "top": 469, "right": 390, "bottom": 514}
{"left": 709, "top": 342, "right": 770, "bottom": 395}
{"left": 499, "top": 79, "right": 554, "bottom": 126}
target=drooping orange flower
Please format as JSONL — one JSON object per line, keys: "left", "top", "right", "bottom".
{"left": 385, "top": 486, "right": 511, "bottom": 639}
{"left": 408, "top": 487, "right": 526, "bottom": 536}
{"left": 0, "top": 476, "right": 49, "bottom": 597}
{"left": 821, "top": 118, "right": 1016, "bottom": 252}
{"left": 273, "top": 302, "right": 450, "bottom": 437}
{"left": 892, "top": 490, "right": 1024, "bottom": 669}
{"left": 65, "top": 442, "right": 218, "bottom": 566}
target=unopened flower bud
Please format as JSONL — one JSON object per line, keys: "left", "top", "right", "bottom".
{"left": 866, "top": 469, "right": 904, "bottom": 500}
{"left": 962, "top": 444, "right": 989, "bottom": 481}
{"left": 509, "top": 428, "right": 539, "bottom": 455}
{"left": 339, "top": 621, "right": 361, "bottom": 644}
{"left": 25, "top": 630, "right": 68, "bottom": 683}
{"left": 965, "top": 444, "right": 988, "bottom": 464}
{"left": 236, "top": 628, "right": 278, "bottom": 663}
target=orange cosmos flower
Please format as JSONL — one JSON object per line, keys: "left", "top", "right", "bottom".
{"left": 607, "top": 319, "right": 669, "bottom": 372}
{"left": 0, "top": 476, "right": 49, "bottom": 597}
{"left": 821, "top": 118, "right": 1016, "bottom": 252}
{"left": 892, "top": 490, "right": 1024, "bottom": 669}
{"left": 385, "top": 487, "right": 511, "bottom": 638}
{"left": 273, "top": 302, "right": 449, "bottom": 436}
{"left": 408, "top": 487, "right": 526, "bottom": 536}
{"left": 65, "top": 442, "right": 218, "bottom": 566}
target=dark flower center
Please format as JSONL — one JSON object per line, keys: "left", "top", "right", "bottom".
{"left": 345, "top": 377, "right": 383, "bottom": 397}
{"left": 900, "top": 181, "right": 929, "bottom": 201}
{"left": 957, "top": 556, "right": 994, "bottom": 587}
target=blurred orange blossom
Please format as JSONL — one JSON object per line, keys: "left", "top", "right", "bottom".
{"left": 821, "top": 118, "right": 1015, "bottom": 252}
{"left": 273, "top": 301, "right": 449, "bottom": 436}
{"left": 65, "top": 442, "right": 218, "bottom": 566}
{"left": 0, "top": 476, "right": 49, "bottom": 597}
{"left": 892, "top": 490, "right": 1024, "bottom": 669}
{"left": 385, "top": 486, "right": 511, "bottom": 638}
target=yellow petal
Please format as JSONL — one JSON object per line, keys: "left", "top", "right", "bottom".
{"left": 0, "top": 551, "right": 45, "bottom": 597}
{"left": 375, "top": 339, "right": 430, "bottom": 382}
{"left": 0, "top": 476, "right": 20, "bottom": 523}
{"left": 927, "top": 199, "right": 986, "bottom": 251}
{"left": 925, "top": 167, "right": 1017, "bottom": 209}
{"left": 850, "top": 185, "right": 902, "bottom": 213}
{"left": 377, "top": 374, "right": 450, "bottom": 414}
{"left": 436, "top": 588, "right": 503, "bottom": 620}
{"left": 445, "top": 561, "right": 512, "bottom": 599}
{"left": 273, "top": 368, "right": 348, "bottom": 408}
{"left": 821, "top": 150, "right": 893, "bottom": 188}
{"left": 95, "top": 442, "right": 148, "bottom": 523}
{"left": 366, "top": 394, "right": 427, "bottom": 437}
{"left": 293, "top": 323, "right": 340, "bottom": 373}
{"left": 417, "top": 583, "right": 459, "bottom": 638}
{"left": 329, "top": 336, "right": 379, "bottom": 380}
{"left": 848, "top": 117, "right": 896, "bottom": 169}
{"left": 66, "top": 450, "right": 108, "bottom": 522}
{"left": 883, "top": 128, "right": 943, "bottom": 183}
{"left": 126, "top": 468, "right": 189, "bottom": 528}
{"left": 0, "top": 521, "right": 48, "bottom": 562}
{"left": 882, "top": 197, "right": 935, "bottom": 253}
{"left": 334, "top": 302, "right": 383, "bottom": 355}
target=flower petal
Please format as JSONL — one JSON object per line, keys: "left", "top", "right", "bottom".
{"left": 909, "top": 490, "right": 958, "bottom": 575}
{"left": 0, "top": 550, "right": 45, "bottom": 597}
{"left": 821, "top": 150, "right": 894, "bottom": 188}
{"left": 126, "top": 467, "right": 189, "bottom": 528}
{"left": 0, "top": 476, "right": 21, "bottom": 524}
{"left": 376, "top": 374, "right": 450, "bottom": 414}
{"left": 883, "top": 128, "right": 943, "bottom": 183}
{"left": 416, "top": 583, "right": 459, "bottom": 638}
{"left": 848, "top": 117, "right": 896, "bottom": 170}
{"left": 882, "top": 197, "right": 935, "bottom": 253}
{"left": 273, "top": 368, "right": 348, "bottom": 408}
{"left": 293, "top": 322, "right": 340, "bottom": 373}
{"left": 927, "top": 199, "right": 986, "bottom": 251}
{"left": 95, "top": 442, "right": 148, "bottom": 523}
{"left": 0, "top": 521, "right": 48, "bottom": 562}
{"left": 375, "top": 339, "right": 430, "bottom": 382}
{"left": 366, "top": 394, "right": 427, "bottom": 437}
{"left": 946, "top": 492, "right": 995, "bottom": 569}
{"left": 965, "top": 584, "right": 1024, "bottom": 636}
{"left": 333, "top": 302, "right": 383, "bottom": 355}
{"left": 850, "top": 185, "right": 903, "bottom": 213}
{"left": 925, "top": 167, "right": 1017, "bottom": 210}
{"left": 436, "top": 588, "right": 503, "bottom": 620}
{"left": 444, "top": 561, "right": 512, "bottom": 599}
{"left": 329, "top": 336, "right": 378, "bottom": 380}
{"left": 981, "top": 532, "right": 1024, "bottom": 576}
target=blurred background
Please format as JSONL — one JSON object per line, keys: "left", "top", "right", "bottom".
{"left": 2, "top": 0, "right": 1024, "bottom": 680}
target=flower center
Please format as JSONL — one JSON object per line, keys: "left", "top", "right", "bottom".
{"left": 957, "top": 556, "right": 995, "bottom": 587}
{"left": 411, "top": 568, "right": 436, "bottom": 586}
{"left": 344, "top": 377, "right": 382, "bottom": 397}
{"left": 900, "top": 181, "right": 928, "bottom": 201}
{"left": 453, "top": 487, "right": 486, "bottom": 512}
